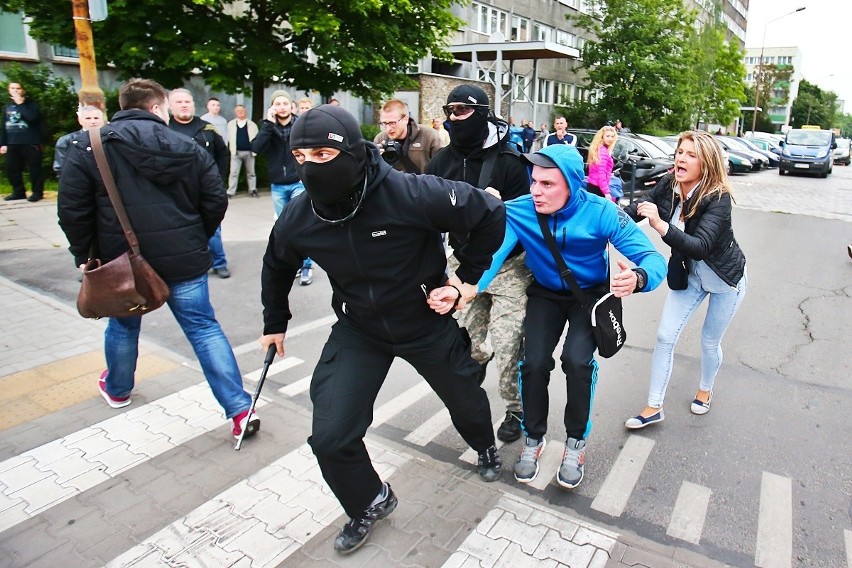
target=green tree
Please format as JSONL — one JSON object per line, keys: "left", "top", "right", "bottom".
{"left": 748, "top": 62, "right": 793, "bottom": 132}
{"left": 0, "top": 0, "right": 462, "bottom": 120}
{"left": 686, "top": 15, "right": 746, "bottom": 129}
{"left": 790, "top": 80, "right": 838, "bottom": 129}
{"left": 568, "top": 0, "right": 697, "bottom": 132}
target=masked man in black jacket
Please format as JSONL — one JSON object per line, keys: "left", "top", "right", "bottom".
{"left": 58, "top": 78, "right": 260, "bottom": 442}
{"left": 259, "top": 104, "right": 506, "bottom": 555}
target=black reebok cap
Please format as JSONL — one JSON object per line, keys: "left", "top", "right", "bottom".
{"left": 446, "top": 84, "right": 490, "bottom": 107}
{"left": 290, "top": 104, "right": 365, "bottom": 155}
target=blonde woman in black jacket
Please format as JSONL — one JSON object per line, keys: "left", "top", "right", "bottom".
{"left": 622, "top": 131, "right": 747, "bottom": 428}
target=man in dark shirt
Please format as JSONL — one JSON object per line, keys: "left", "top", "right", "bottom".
{"left": 226, "top": 104, "right": 258, "bottom": 197}
{"left": 1, "top": 83, "right": 45, "bottom": 202}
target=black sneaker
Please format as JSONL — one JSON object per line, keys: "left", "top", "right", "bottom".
{"left": 476, "top": 445, "right": 502, "bottom": 482}
{"left": 496, "top": 410, "right": 522, "bottom": 442}
{"left": 333, "top": 484, "right": 398, "bottom": 554}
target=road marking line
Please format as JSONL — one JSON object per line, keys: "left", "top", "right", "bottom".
{"left": 590, "top": 435, "right": 655, "bottom": 517}
{"left": 106, "top": 439, "right": 409, "bottom": 568}
{"left": 405, "top": 408, "right": 451, "bottom": 446}
{"left": 278, "top": 375, "right": 312, "bottom": 397}
{"left": 844, "top": 529, "right": 851, "bottom": 568}
{"left": 371, "top": 382, "right": 433, "bottom": 427}
{"left": 231, "top": 315, "right": 337, "bottom": 357}
{"left": 529, "top": 439, "right": 564, "bottom": 491}
{"left": 755, "top": 471, "right": 792, "bottom": 568}
{"left": 0, "top": 382, "right": 265, "bottom": 534}
{"left": 667, "top": 481, "right": 711, "bottom": 544}
{"left": 243, "top": 357, "right": 303, "bottom": 383}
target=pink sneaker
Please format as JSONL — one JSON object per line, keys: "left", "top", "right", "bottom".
{"left": 98, "top": 370, "right": 131, "bottom": 408}
{"left": 232, "top": 409, "right": 261, "bottom": 441}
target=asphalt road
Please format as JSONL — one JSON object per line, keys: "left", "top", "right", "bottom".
{"left": 0, "top": 165, "right": 849, "bottom": 566}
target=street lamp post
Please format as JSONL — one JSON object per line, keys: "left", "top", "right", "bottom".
{"left": 751, "top": 6, "right": 806, "bottom": 134}
{"left": 71, "top": 0, "right": 104, "bottom": 110}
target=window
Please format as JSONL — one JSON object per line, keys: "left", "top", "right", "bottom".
{"left": 556, "top": 82, "right": 573, "bottom": 104}
{"left": 472, "top": 3, "right": 508, "bottom": 37}
{"left": 53, "top": 45, "right": 79, "bottom": 59}
{"left": 511, "top": 15, "right": 529, "bottom": 42}
{"left": 515, "top": 74, "right": 531, "bottom": 101}
{"left": 746, "top": 72, "right": 753, "bottom": 82}
{"left": 0, "top": 11, "right": 37, "bottom": 57}
{"left": 556, "top": 30, "right": 575, "bottom": 47}
{"left": 537, "top": 79, "right": 553, "bottom": 104}
{"left": 533, "top": 22, "right": 553, "bottom": 42}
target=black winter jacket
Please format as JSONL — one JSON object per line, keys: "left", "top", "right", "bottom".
{"left": 168, "top": 116, "right": 229, "bottom": 179}
{"left": 58, "top": 110, "right": 227, "bottom": 282}
{"left": 623, "top": 173, "right": 746, "bottom": 286}
{"left": 261, "top": 144, "right": 506, "bottom": 343}
{"left": 251, "top": 117, "right": 300, "bottom": 185}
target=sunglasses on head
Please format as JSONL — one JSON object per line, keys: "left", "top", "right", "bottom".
{"left": 442, "top": 103, "right": 487, "bottom": 118}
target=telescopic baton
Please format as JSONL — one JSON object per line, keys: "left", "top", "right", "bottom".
{"left": 235, "top": 344, "right": 276, "bottom": 451}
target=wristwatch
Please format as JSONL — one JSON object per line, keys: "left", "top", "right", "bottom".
{"left": 632, "top": 268, "right": 646, "bottom": 292}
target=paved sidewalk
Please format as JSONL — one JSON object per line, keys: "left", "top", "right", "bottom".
{"left": 0, "top": 196, "right": 733, "bottom": 567}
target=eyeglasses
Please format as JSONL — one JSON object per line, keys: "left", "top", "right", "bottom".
{"left": 442, "top": 103, "right": 487, "bottom": 118}
{"left": 379, "top": 115, "right": 406, "bottom": 128}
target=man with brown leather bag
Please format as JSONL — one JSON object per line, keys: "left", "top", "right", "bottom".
{"left": 57, "top": 78, "right": 260, "bottom": 442}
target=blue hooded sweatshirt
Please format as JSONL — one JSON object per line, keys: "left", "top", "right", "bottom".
{"left": 479, "top": 144, "right": 666, "bottom": 294}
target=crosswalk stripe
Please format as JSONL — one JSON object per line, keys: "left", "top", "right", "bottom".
{"left": 371, "top": 381, "right": 433, "bottom": 427}
{"left": 529, "top": 438, "right": 564, "bottom": 490}
{"left": 105, "top": 439, "right": 410, "bottom": 567}
{"left": 404, "top": 407, "right": 451, "bottom": 446}
{"left": 278, "top": 375, "right": 312, "bottom": 397}
{"left": 666, "top": 481, "right": 711, "bottom": 544}
{"left": 755, "top": 471, "right": 792, "bottom": 568}
{"left": 242, "top": 356, "right": 303, "bottom": 383}
{"left": 844, "top": 529, "right": 852, "bottom": 568}
{"left": 591, "top": 435, "right": 655, "bottom": 517}
{"left": 0, "top": 382, "right": 265, "bottom": 534}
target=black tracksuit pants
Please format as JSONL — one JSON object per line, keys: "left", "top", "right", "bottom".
{"left": 308, "top": 316, "right": 495, "bottom": 519}
{"left": 520, "top": 285, "right": 600, "bottom": 442}
{"left": 5, "top": 144, "right": 44, "bottom": 197}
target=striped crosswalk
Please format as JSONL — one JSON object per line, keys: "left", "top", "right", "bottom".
{"left": 1, "top": 350, "right": 849, "bottom": 567}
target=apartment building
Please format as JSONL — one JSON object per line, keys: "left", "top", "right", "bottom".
{"left": 743, "top": 46, "right": 802, "bottom": 128}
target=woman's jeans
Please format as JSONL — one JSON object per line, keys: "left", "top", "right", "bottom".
{"left": 271, "top": 182, "right": 312, "bottom": 269}
{"left": 103, "top": 274, "right": 251, "bottom": 418}
{"left": 647, "top": 268, "right": 747, "bottom": 408}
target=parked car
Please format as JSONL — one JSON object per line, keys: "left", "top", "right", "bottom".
{"left": 727, "top": 152, "right": 753, "bottom": 174}
{"left": 714, "top": 136, "right": 766, "bottom": 171}
{"left": 633, "top": 133, "right": 675, "bottom": 159}
{"left": 568, "top": 129, "right": 673, "bottom": 199}
{"left": 736, "top": 137, "right": 780, "bottom": 168}
{"left": 716, "top": 135, "right": 769, "bottom": 171}
{"left": 779, "top": 128, "right": 836, "bottom": 177}
{"left": 746, "top": 137, "right": 783, "bottom": 155}
{"left": 833, "top": 138, "right": 851, "bottom": 166}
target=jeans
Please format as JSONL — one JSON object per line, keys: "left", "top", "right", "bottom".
{"left": 227, "top": 151, "right": 256, "bottom": 195}
{"left": 208, "top": 226, "right": 227, "bottom": 270}
{"left": 646, "top": 266, "right": 747, "bottom": 407}
{"left": 270, "top": 182, "right": 312, "bottom": 269}
{"left": 102, "top": 274, "right": 251, "bottom": 418}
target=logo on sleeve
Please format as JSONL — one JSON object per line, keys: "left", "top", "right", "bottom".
{"left": 449, "top": 187, "right": 457, "bottom": 206}
{"left": 371, "top": 230, "right": 387, "bottom": 238}
{"left": 617, "top": 209, "right": 630, "bottom": 229}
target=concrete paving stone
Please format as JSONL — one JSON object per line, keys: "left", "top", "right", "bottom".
{"left": 533, "top": 529, "right": 598, "bottom": 565}
{"left": 0, "top": 460, "right": 50, "bottom": 493}
{"left": 289, "top": 538, "right": 382, "bottom": 568}
{"left": 494, "top": 494, "right": 536, "bottom": 522}
{"left": 59, "top": 467, "right": 111, "bottom": 492}
{"left": 37, "top": 450, "right": 98, "bottom": 484}
{"left": 0, "top": 488, "right": 23, "bottom": 512}
{"left": 456, "top": 529, "right": 512, "bottom": 567}
{"left": 0, "top": 518, "right": 64, "bottom": 568}
{"left": 246, "top": 498, "right": 307, "bottom": 534}
{"left": 671, "top": 546, "right": 732, "bottom": 568}
{"left": 442, "top": 493, "right": 496, "bottom": 525}
{"left": 400, "top": 538, "right": 459, "bottom": 566}
{"left": 15, "top": 539, "right": 93, "bottom": 568}
{"left": 287, "top": 483, "right": 342, "bottom": 522}
{"left": 496, "top": 542, "right": 560, "bottom": 568}
{"left": 221, "top": 522, "right": 301, "bottom": 568}
{"left": 609, "top": 540, "right": 628, "bottom": 562}
{"left": 0, "top": 453, "right": 36, "bottom": 474}
{"left": 619, "top": 545, "right": 679, "bottom": 568}
{"left": 588, "top": 548, "right": 611, "bottom": 568}
{"left": 375, "top": 521, "right": 429, "bottom": 565}
{"left": 78, "top": 478, "right": 150, "bottom": 518}
{"left": 527, "top": 507, "right": 580, "bottom": 540}
{"left": 0, "top": 501, "right": 29, "bottom": 534}
{"left": 488, "top": 510, "right": 549, "bottom": 554}
{"left": 402, "top": 505, "right": 467, "bottom": 549}
{"left": 91, "top": 442, "right": 147, "bottom": 476}
{"left": 274, "top": 508, "right": 329, "bottom": 545}
{"left": 573, "top": 525, "right": 618, "bottom": 552}
{"left": 24, "top": 439, "right": 77, "bottom": 468}
{"left": 389, "top": 497, "right": 429, "bottom": 531}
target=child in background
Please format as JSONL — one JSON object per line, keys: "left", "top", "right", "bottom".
{"left": 586, "top": 125, "right": 618, "bottom": 201}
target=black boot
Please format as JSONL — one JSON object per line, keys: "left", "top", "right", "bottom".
{"left": 496, "top": 410, "right": 522, "bottom": 442}
{"left": 333, "top": 484, "right": 397, "bottom": 554}
{"left": 27, "top": 193, "right": 43, "bottom": 202}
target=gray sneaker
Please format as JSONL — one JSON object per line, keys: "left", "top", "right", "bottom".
{"left": 300, "top": 267, "right": 313, "bottom": 286}
{"left": 556, "top": 437, "right": 586, "bottom": 489}
{"left": 514, "top": 437, "right": 545, "bottom": 483}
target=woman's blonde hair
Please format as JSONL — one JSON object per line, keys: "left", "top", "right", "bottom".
{"left": 673, "top": 130, "right": 734, "bottom": 220}
{"left": 587, "top": 125, "right": 618, "bottom": 165}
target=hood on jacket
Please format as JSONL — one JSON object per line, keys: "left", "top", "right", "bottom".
{"left": 526, "top": 144, "right": 586, "bottom": 213}
{"left": 99, "top": 110, "right": 205, "bottom": 186}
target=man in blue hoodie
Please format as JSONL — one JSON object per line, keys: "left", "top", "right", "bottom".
{"left": 477, "top": 144, "right": 666, "bottom": 490}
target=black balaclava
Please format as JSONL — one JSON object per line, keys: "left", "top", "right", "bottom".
{"left": 290, "top": 105, "right": 368, "bottom": 217}
{"left": 446, "top": 84, "right": 490, "bottom": 152}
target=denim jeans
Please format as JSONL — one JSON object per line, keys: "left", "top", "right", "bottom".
{"left": 208, "top": 226, "right": 227, "bottom": 270}
{"left": 102, "top": 274, "right": 251, "bottom": 418}
{"left": 646, "top": 265, "right": 747, "bottom": 408}
{"left": 270, "top": 182, "right": 312, "bottom": 269}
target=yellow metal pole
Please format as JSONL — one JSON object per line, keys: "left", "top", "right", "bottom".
{"left": 71, "top": 0, "right": 104, "bottom": 110}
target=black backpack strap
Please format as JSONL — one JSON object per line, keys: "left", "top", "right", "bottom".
{"left": 536, "top": 213, "right": 592, "bottom": 307}
{"left": 477, "top": 145, "right": 499, "bottom": 189}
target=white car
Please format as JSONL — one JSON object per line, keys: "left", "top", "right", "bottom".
{"left": 833, "top": 138, "right": 850, "bottom": 166}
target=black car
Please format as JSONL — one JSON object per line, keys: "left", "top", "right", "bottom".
{"left": 568, "top": 129, "right": 673, "bottom": 199}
